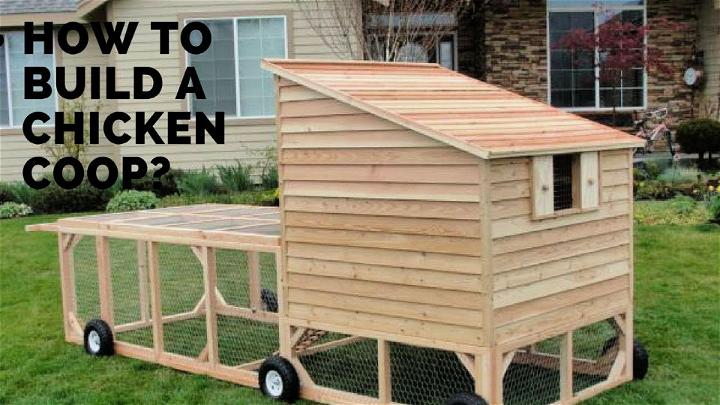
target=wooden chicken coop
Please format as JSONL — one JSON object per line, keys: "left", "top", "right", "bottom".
{"left": 29, "top": 59, "right": 648, "bottom": 405}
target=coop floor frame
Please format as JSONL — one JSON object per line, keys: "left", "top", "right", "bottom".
{"left": 29, "top": 204, "right": 634, "bottom": 405}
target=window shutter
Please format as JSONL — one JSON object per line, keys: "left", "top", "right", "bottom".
{"left": 580, "top": 152, "right": 599, "bottom": 209}
{"left": 532, "top": 156, "right": 554, "bottom": 217}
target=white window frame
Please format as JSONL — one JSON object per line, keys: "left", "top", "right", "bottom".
{"left": 546, "top": 1, "right": 647, "bottom": 112}
{"left": 0, "top": 30, "right": 58, "bottom": 129}
{"left": 184, "top": 15, "right": 288, "bottom": 120}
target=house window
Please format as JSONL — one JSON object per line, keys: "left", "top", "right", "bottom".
{"left": 532, "top": 152, "right": 599, "bottom": 218}
{"left": 547, "top": 1, "right": 645, "bottom": 110}
{"left": 0, "top": 31, "right": 56, "bottom": 128}
{"left": 187, "top": 16, "right": 287, "bottom": 119}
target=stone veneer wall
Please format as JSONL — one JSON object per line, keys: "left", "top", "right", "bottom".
{"left": 482, "top": 0, "right": 700, "bottom": 121}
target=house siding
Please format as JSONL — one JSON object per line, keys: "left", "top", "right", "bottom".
{"left": 0, "top": 0, "right": 344, "bottom": 181}
{"left": 484, "top": 0, "right": 701, "bottom": 122}
{"left": 698, "top": 0, "right": 719, "bottom": 118}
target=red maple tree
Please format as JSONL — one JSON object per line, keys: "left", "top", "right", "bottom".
{"left": 554, "top": 14, "right": 686, "bottom": 123}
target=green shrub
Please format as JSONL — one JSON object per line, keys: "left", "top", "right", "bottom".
{"left": 634, "top": 200, "right": 710, "bottom": 225}
{"left": 261, "top": 165, "right": 278, "bottom": 189}
{"left": 656, "top": 167, "right": 705, "bottom": 184}
{"left": 669, "top": 195, "right": 697, "bottom": 215}
{"left": 0, "top": 182, "right": 37, "bottom": 205}
{"left": 30, "top": 180, "right": 114, "bottom": 214}
{"left": 675, "top": 118, "right": 720, "bottom": 160}
{"left": 216, "top": 161, "right": 254, "bottom": 192}
{"left": 257, "top": 147, "right": 279, "bottom": 189}
{"left": 161, "top": 190, "right": 278, "bottom": 208}
{"left": 708, "top": 195, "right": 720, "bottom": 223}
{"left": 177, "top": 168, "right": 221, "bottom": 195}
{"left": 106, "top": 190, "right": 160, "bottom": 212}
{"left": 124, "top": 168, "right": 183, "bottom": 197}
{"left": 0, "top": 202, "right": 33, "bottom": 219}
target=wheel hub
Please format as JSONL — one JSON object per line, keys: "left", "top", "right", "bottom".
{"left": 88, "top": 330, "right": 101, "bottom": 353}
{"left": 265, "top": 370, "right": 284, "bottom": 397}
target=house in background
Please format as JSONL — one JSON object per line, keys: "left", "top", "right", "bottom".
{"left": 0, "top": 0, "right": 717, "bottom": 182}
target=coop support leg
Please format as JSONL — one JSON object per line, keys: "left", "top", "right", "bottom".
{"left": 200, "top": 246, "right": 219, "bottom": 368}
{"left": 378, "top": 339, "right": 391, "bottom": 403}
{"left": 96, "top": 236, "right": 114, "bottom": 327}
{"left": 624, "top": 310, "right": 633, "bottom": 381}
{"left": 474, "top": 350, "right": 494, "bottom": 403}
{"left": 560, "top": 331, "right": 573, "bottom": 402}
{"left": 58, "top": 233, "right": 78, "bottom": 342}
{"left": 137, "top": 241, "right": 150, "bottom": 322}
{"left": 147, "top": 242, "right": 164, "bottom": 359}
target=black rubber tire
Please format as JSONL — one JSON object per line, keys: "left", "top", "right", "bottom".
{"left": 258, "top": 356, "right": 300, "bottom": 402}
{"left": 602, "top": 337, "right": 649, "bottom": 380}
{"left": 445, "top": 393, "right": 489, "bottom": 405}
{"left": 83, "top": 319, "right": 114, "bottom": 356}
{"left": 633, "top": 339, "right": 649, "bottom": 380}
{"left": 261, "top": 288, "right": 278, "bottom": 313}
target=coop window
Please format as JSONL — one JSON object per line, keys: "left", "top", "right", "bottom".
{"left": 532, "top": 152, "right": 599, "bottom": 218}
{"left": 553, "top": 154, "right": 576, "bottom": 211}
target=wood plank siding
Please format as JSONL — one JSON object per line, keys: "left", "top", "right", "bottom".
{"left": 278, "top": 83, "right": 488, "bottom": 347}
{"left": 490, "top": 150, "right": 633, "bottom": 349}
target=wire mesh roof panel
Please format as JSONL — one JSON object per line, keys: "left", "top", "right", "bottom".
{"left": 50, "top": 204, "right": 281, "bottom": 249}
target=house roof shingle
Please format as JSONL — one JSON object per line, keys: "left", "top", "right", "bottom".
{"left": 262, "top": 59, "right": 644, "bottom": 159}
{"left": 0, "top": 0, "right": 78, "bottom": 15}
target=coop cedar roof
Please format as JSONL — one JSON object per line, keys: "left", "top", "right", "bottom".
{"left": 262, "top": 59, "right": 645, "bottom": 159}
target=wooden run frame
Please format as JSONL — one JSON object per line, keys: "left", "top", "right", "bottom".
{"left": 30, "top": 203, "right": 634, "bottom": 404}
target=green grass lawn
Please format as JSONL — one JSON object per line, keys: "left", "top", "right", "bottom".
{"left": 1, "top": 214, "right": 718, "bottom": 404}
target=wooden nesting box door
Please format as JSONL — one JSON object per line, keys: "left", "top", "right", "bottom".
{"left": 277, "top": 80, "right": 488, "bottom": 347}
{"left": 491, "top": 151, "right": 633, "bottom": 348}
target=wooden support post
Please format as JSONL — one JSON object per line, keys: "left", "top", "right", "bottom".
{"left": 626, "top": 150, "right": 635, "bottom": 382}
{"left": 560, "top": 331, "right": 573, "bottom": 401}
{"left": 474, "top": 351, "right": 493, "bottom": 403}
{"left": 378, "top": 339, "right": 391, "bottom": 404}
{"left": 201, "top": 246, "right": 219, "bottom": 368}
{"left": 58, "top": 233, "right": 77, "bottom": 340}
{"left": 147, "top": 242, "right": 164, "bottom": 359}
{"left": 247, "top": 251, "right": 261, "bottom": 310}
{"left": 137, "top": 241, "right": 150, "bottom": 322}
{"left": 96, "top": 236, "right": 114, "bottom": 327}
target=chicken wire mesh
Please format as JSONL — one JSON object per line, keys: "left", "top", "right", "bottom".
{"left": 109, "top": 239, "right": 154, "bottom": 347}
{"left": 157, "top": 243, "right": 206, "bottom": 358}
{"left": 389, "top": 343, "right": 474, "bottom": 405}
{"left": 215, "top": 250, "right": 278, "bottom": 311}
{"left": 217, "top": 315, "right": 278, "bottom": 367}
{"left": 72, "top": 236, "right": 100, "bottom": 325}
{"left": 572, "top": 318, "right": 620, "bottom": 393}
{"left": 298, "top": 331, "right": 379, "bottom": 398}
{"left": 503, "top": 336, "right": 562, "bottom": 405}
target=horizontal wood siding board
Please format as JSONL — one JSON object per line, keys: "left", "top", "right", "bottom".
{"left": 288, "top": 288, "right": 483, "bottom": 326}
{"left": 493, "top": 229, "right": 630, "bottom": 273}
{"left": 281, "top": 130, "right": 444, "bottom": 149}
{"left": 287, "top": 273, "right": 482, "bottom": 311}
{"left": 493, "top": 245, "right": 629, "bottom": 292}
{"left": 285, "top": 212, "right": 482, "bottom": 238}
{"left": 283, "top": 181, "right": 480, "bottom": 202}
{"left": 494, "top": 276, "right": 630, "bottom": 327}
{"left": 492, "top": 215, "right": 630, "bottom": 255}
{"left": 287, "top": 257, "right": 484, "bottom": 292}
{"left": 493, "top": 260, "right": 630, "bottom": 309}
{"left": 288, "top": 303, "right": 484, "bottom": 346}
{"left": 284, "top": 227, "right": 482, "bottom": 256}
{"left": 282, "top": 164, "right": 480, "bottom": 184}
{"left": 491, "top": 200, "right": 631, "bottom": 239}
{"left": 495, "top": 290, "right": 630, "bottom": 347}
{"left": 284, "top": 197, "right": 482, "bottom": 220}
{"left": 281, "top": 147, "right": 479, "bottom": 165}
{"left": 281, "top": 114, "right": 404, "bottom": 133}
{"left": 286, "top": 242, "right": 483, "bottom": 274}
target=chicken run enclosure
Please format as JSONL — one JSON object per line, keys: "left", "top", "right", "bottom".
{"left": 29, "top": 60, "right": 650, "bottom": 405}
